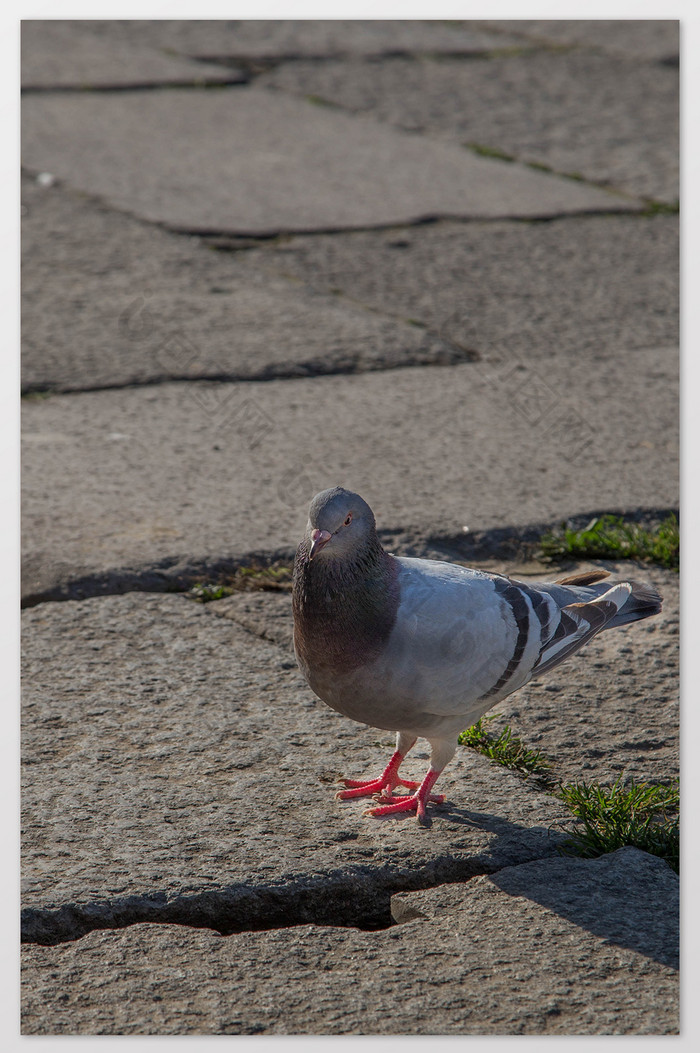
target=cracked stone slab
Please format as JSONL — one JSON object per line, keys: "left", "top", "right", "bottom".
{"left": 22, "top": 592, "right": 570, "bottom": 942}
{"left": 208, "top": 562, "right": 679, "bottom": 790}
{"left": 262, "top": 49, "right": 678, "bottom": 202}
{"left": 22, "top": 178, "right": 677, "bottom": 397}
{"left": 243, "top": 214, "right": 679, "bottom": 363}
{"left": 478, "top": 19, "right": 679, "bottom": 63}
{"left": 214, "top": 591, "right": 294, "bottom": 652}
{"left": 20, "top": 174, "right": 462, "bottom": 394}
{"left": 72, "top": 19, "right": 530, "bottom": 61}
{"left": 392, "top": 846, "right": 678, "bottom": 969}
{"left": 21, "top": 848, "right": 678, "bottom": 1034}
{"left": 21, "top": 86, "right": 637, "bottom": 237}
{"left": 21, "top": 20, "right": 244, "bottom": 90}
{"left": 21, "top": 352, "right": 678, "bottom": 603}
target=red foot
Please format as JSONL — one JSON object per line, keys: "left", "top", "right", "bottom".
{"left": 337, "top": 776, "right": 420, "bottom": 800}
{"left": 364, "top": 768, "right": 443, "bottom": 822}
{"left": 336, "top": 749, "right": 411, "bottom": 801}
{"left": 373, "top": 790, "right": 445, "bottom": 806}
{"left": 342, "top": 775, "right": 421, "bottom": 790}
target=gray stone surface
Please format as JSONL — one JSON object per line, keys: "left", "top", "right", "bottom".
{"left": 20, "top": 19, "right": 680, "bottom": 1036}
{"left": 20, "top": 174, "right": 464, "bottom": 394}
{"left": 21, "top": 351, "right": 678, "bottom": 604}
{"left": 21, "top": 592, "right": 569, "bottom": 939}
{"left": 22, "top": 174, "right": 678, "bottom": 397}
{"left": 21, "top": 849, "right": 678, "bottom": 1034}
{"left": 21, "top": 87, "right": 637, "bottom": 238}
{"left": 215, "top": 591, "right": 294, "bottom": 652}
{"left": 22, "top": 177, "right": 677, "bottom": 395}
{"left": 479, "top": 19, "right": 679, "bottom": 63}
{"left": 262, "top": 50, "right": 678, "bottom": 202}
{"left": 392, "top": 847, "right": 679, "bottom": 970}
{"left": 76, "top": 19, "right": 527, "bottom": 60}
{"left": 21, "top": 20, "right": 243, "bottom": 90}
{"left": 243, "top": 214, "right": 679, "bottom": 364}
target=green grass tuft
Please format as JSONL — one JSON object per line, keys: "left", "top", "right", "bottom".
{"left": 641, "top": 199, "right": 680, "bottom": 216}
{"left": 539, "top": 513, "right": 679, "bottom": 571}
{"left": 189, "top": 583, "right": 234, "bottom": 603}
{"left": 459, "top": 719, "right": 679, "bottom": 871}
{"left": 526, "top": 160, "right": 554, "bottom": 173}
{"left": 467, "top": 143, "right": 516, "bottom": 163}
{"left": 556, "top": 777, "right": 679, "bottom": 873}
{"left": 189, "top": 562, "right": 293, "bottom": 602}
{"left": 236, "top": 563, "right": 293, "bottom": 589}
{"left": 305, "top": 94, "right": 341, "bottom": 109}
{"left": 458, "top": 715, "right": 553, "bottom": 782}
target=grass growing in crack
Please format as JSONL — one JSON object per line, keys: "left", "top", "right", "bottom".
{"left": 189, "top": 562, "right": 293, "bottom": 602}
{"left": 466, "top": 142, "right": 516, "bottom": 163}
{"left": 556, "top": 777, "right": 679, "bottom": 873}
{"left": 539, "top": 513, "right": 679, "bottom": 571}
{"left": 458, "top": 715, "right": 554, "bottom": 783}
{"left": 190, "top": 583, "right": 235, "bottom": 602}
{"left": 523, "top": 159, "right": 586, "bottom": 182}
{"left": 459, "top": 719, "right": 679, "bottom": 872}
{"left": 305, "top": 93, "right": 343, "bottom": 110}
{"left": 526, "top": 160, "right": 554, "bottom": 173}
{"left": 641, "top": 199, "right": 679, "bottom": 216}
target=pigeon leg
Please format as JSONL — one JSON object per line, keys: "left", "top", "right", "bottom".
{"left": 336, "top": 735, "right": 417, "bottom": 801}
{"left": 365, "top": 767, "right": 444, "bottom": 821}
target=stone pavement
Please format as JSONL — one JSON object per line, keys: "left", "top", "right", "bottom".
{"left": 21, "top": 20, "right": 679, "bottom": 1035}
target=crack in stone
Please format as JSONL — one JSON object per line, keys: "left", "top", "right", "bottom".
{"left": 20, "top": 549, "right": 297, "bottom": 609}
{"left": 160, "top": 203, "right": 644, "bottom": 239}
{"left": 21, "top": 852, "right": 552, "bottom": 947}
{"left": 21, "top": 78, "right": 248, "bottom": 95}
{"left": 20, "top": 506, "right": 677, "bottom": 609}
{"left": 20, "top": 339, "right": 480, "bottom": 399}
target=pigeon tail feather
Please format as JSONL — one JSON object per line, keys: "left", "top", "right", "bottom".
{"left": 604, "top": 579, "right": 663, "bottom": 628}
{"left": 532, "top": 580, "right": 659, "bottom": 678}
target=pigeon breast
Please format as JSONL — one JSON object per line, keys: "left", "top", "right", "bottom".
{"left": 292, "top": 534, "right": 400, "bottom": 696}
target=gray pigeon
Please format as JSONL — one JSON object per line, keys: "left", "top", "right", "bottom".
{"left": 292, "top": 486, "right": 662, "bottom": 821}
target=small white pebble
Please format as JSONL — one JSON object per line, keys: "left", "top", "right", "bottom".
{"left": 36, "top": 172, "right": 56, "bottom": 188}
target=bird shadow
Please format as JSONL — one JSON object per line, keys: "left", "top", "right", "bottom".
{"left": 365, "top": 801, "right": 678, "bottom": 970}
{"left": 361, "top": 797, "right": 503, "bottom": 829}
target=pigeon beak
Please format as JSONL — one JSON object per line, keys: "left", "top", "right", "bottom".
{"left": 308, "top": 528, "right": 332, "bottom": 561}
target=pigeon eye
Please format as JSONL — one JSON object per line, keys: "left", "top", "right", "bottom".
{"left": 344, "top": 514, "right": 353, "bottom": 526}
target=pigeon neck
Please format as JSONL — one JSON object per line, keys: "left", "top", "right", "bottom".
{"left": 293, "top": 534, "right": 399, "bottom": 674}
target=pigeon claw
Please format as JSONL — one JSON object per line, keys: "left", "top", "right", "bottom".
{"left": 364, "top": 790, "right": 445, "bottom": 821}
{"left": 373, "top": 790, "right": 445, "bottom": 806}
{"left": 364, "top": 794, "right": 425, "bottom": 819}
{"left": 336, "top": 776, "right": 390, "bottom": 801}
{"left": 336, "top": 775, "right": 419, "bottom": 800}
{"left": 363, "top": 768, "right": 444, "bottom": 822}
{"left": 335, "top": 748, "right": 409, "bottom": 800}
{"left": 336, "top": 755, "right": 446, "bottom": 820}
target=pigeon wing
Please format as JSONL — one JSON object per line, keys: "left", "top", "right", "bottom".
{"left": 373, "top": 560, "right": 545, "bottom": 717}
{"left": 531, "top": 582, "right": 632, "bottom": 678}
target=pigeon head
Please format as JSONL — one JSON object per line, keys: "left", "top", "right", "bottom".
{"left": 305, "top": 486, "right": 376, "bottom": 562}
